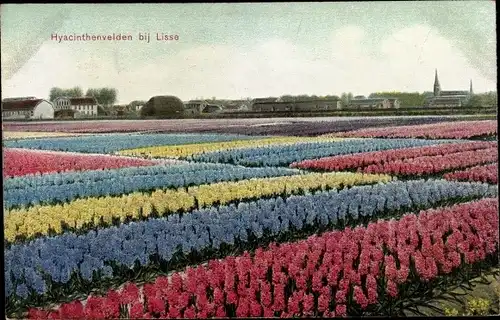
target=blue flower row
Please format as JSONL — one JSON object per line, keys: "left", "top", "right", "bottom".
{"left": 189, "top": 138, "right": 462, "bottom": 166}
{"left": 5, "top": 179, "right": 497, "bottom": 299}
{"left": 3, "top": 133, "right": 264, "bottom": 154}
{"left": 4, "top": 163, "right": 301, "bottom": 209}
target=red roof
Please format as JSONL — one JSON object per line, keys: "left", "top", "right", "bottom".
{"left": 2, "top": 99, "right": 44, "bottom": 111}
{"left": 69, "top": 97, "right": 98, "bottom": 105}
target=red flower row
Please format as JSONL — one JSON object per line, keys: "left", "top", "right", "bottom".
{"left": 361, "top": 147, "right": 497, "bottom": 176}
{"left": 3, "top": 148, "right": 157, "bottom": 178}
{"left": 292, "top": 141, "right": 496, "bottom": 171}
{"left": 334, "top": 120, "right": 497, "bottom": 139}
{"left": 28, "top": 198, "right": 499, "bottom": 319}
{"left": 444, "top": 163, "right": 498, "bottom": 184}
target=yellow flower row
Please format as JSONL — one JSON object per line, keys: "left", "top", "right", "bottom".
{"left": 117, "top": 136, "right": 346, "bottom": 159}
{"left": 4, "top": 172, "right": 392, "bottom": 242}
{"left": 2, "top": 131, "right": 90, "bottom": 140}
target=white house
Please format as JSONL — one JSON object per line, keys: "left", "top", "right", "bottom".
{"left": 53, "top": 97, "right": 99, "bottom": 116}
{"left": 2, "top": 98, "right": 55, "bottom": 119}
{"left": 135, "top": 105, "right": 143, "bottom": 112}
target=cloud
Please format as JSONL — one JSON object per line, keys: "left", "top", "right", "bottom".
{"left": 2, "top": 24, "right": 496, "bottom": 103}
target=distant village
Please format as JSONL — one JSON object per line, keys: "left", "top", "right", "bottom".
{"left": 0, "top": 70, "right": 483, "bottom": 120}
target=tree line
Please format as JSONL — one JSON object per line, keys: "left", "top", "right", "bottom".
{"left": 49, "top": 87, "right": 118, "bottom": 106}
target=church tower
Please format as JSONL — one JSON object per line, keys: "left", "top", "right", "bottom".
{"left": 433, "top": 69, "right": 441, "bottom": 97}
{"left": 469, "top": 79, "right": 473, "bottom": 95}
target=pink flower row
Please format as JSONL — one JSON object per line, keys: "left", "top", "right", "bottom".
{"left": 3, "top": 149, "right": 157, "bottom": 178}
{"left": 3, "top": 119, "right": 275, "bottom": 134}
{"left": 28, "top": 198, "right": 499, "bottom": 319}
{"left": 292, "top": 141, "right": 496, "bottom": 172}
{"left": 334, "top": 120, "right": 497, "bottom": 139}
{"left": 361, "top": 147, "right": 497, "bottom": 176}
{"left": 444, "top": 163, "right": 498, "bottom": 184}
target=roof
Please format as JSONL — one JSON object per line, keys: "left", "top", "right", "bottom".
{"left": 433, "top": 95, "right": 467, "bottom": 99}
{"left": 69, "top": 97, "right": 98, "bottom": 105}
{"left": 3, "top": 96, "right": 37, "bottom": 102}
{"left": 254, "top": 99, "right": 340, "bottom": 106}
{"left": 430, "top": 97, "right": 462, "bottom": 104}
{"left": 440, "top": 90, "right": 469, "bottom": 96}
{"left": 253, "top": 98, "right": 278, "bottom": 103}
{"left": 349, "top": 98, "right": 388, "bottom": 104}
{"left": 2, "top": 99, "right": 45, "bottom": 111}
{"left": 203, "top": 105, "right": 223, "bottom": 112}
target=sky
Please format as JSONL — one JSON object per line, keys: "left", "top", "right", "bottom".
{"left": 1, "top": 2, "right": 497, "bottom": 104}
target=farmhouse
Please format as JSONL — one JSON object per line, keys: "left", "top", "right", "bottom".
{"left": 184, "top": 100, "right": 208, "bottom": 115}
{"left": 348, "top": 98, "right": 391, "bottom": 109}
{"left": 53, "top": 96, "right": 100, "bottom": 116}
{"left": 2, "top": 97, "right": 55, "bottom": 119}
{"left": 424, "top": 69, "right": 472, "bottom": 107}
{"left": 203, "top": 104, "right": 223, "bottom": 113}
{"left": 223, "top": 100, "right": 251, "bottom": 112}
{"left": 252, "top": 99, "right": 342, "bottom": 112}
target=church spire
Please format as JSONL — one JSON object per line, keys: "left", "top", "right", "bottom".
{"left": 469, "top": 79, "right": 473, "bottom": 95}
{"left": 433, "top": 69, "right": 441, "bottom": 97}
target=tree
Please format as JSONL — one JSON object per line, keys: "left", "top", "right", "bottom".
{"left": 279, "top": 95, "right": 295, "bottom": 102}
{"left": 140, "top": 95, "right": 184, "bottom": 118}
{"left": 466, "top": 92, "right": 498, "bottom": 107}
{"left": 85, "top": 88, "right": 117, "bottom": 106}
{"left": 340, "top": 93, "right": 349, "bottom": 106}
{"left": 129, "top": 100, "right": 147, "bottom": 108}
{"left": 49, "top": 86, "right": 83, "bottom": 101}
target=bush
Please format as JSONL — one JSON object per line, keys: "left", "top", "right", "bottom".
{"left": 140, "top": 96, "right": 184, "bottom": 118}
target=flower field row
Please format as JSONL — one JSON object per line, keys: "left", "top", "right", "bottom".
{"left": 4, "top": 172, "right": 391, "bottom": 242}
{"left": 444, "top": 163, "right": 498, "bottom": 184}
{"left": 3, "top": 131, "right": 92, "bottom": 140}
{"left": 3, "top": 149, "right": 158, "bottom": 178}
{"left": 3, "top": 119, "right": 277, "bottom": 134}
{"left": 3, "top": 117, "right": 466, "bottom": 135}
{"left": 360, "top": 147, "right": 497, "bottom": 176}
{"left": 4, "top": 164, "right": 301, "bottom": 210}
{"left": 189, "top": 138, "right": 457, "bottom": 167}
{"left": 3, "top": 133, "right": 264, "bottom": 154}
{"left": 328, "top": 120, "right": 497, "bottom": 139}
{"left": 291, "top": 141, "right": 496, "bottom": 172}
{"left": 25, "top": 198, "right": 499, "bottom": 318}
{"left": 5, "top": 179, "right": 496, "bottom": 302}
{"left": 117, "top": 136, "right": 346, "bottom": 159}
{"left": 190, "top": 117, "right": 475, "bottom": 137}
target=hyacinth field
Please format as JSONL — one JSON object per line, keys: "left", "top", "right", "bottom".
{"left": 3, "top": 118, "right": 499, "bottom": 319}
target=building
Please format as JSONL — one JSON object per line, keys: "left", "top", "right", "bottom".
{"left": 252, "top": 99, "right": 342, "bottom": 112}
{"left": 184, "top": 100, "right": 208, "bottom": 115}
{"left": 348, "top": 98, "right": 391, "bottom": 109}
{"left": 387, "top": 98, "right": 401, "bottom": 109}
{"left": 251, "top": 97, "right": 279, "bottom": 110}
{"left": 53, "top": 97, "right": 100, "bottom": 116}
{"left": 424, "top": 69, "right": 472, "bottom": 107}
{"left": 2, "top": 98, "right": 55, "bottom": 119}
{"left": 223, "top": 100, "right": 251, "bottom": 112}
{"left": 202, "top": 104, "right": 223, "bottom": 113}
